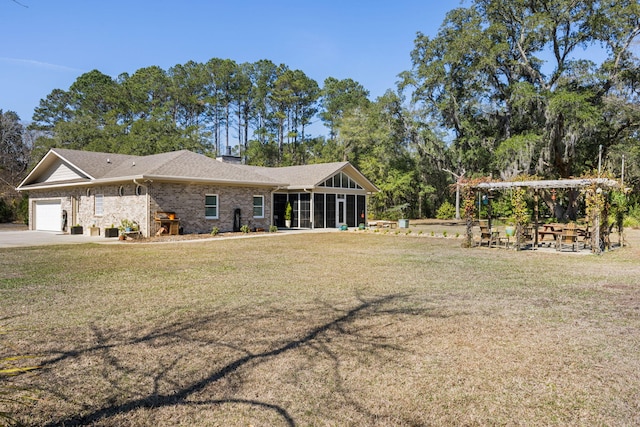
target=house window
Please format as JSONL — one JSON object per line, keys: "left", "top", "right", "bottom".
{"left": 253, "top": 195, "right": 264, "bottom": 218}
{"left": 205, "top": 194, "right": 218, "bottom": 219}
{"left": 95, "top": 194, "right": 104, "bottom": 216}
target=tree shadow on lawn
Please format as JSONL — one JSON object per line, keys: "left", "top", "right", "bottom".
{"left": 34, "top": 293, "right": 442, "bottom": 426}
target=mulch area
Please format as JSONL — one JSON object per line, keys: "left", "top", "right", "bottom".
{"left": 123, "top": 231, "right": 270, "bottom": 243}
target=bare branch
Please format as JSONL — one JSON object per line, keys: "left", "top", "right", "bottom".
{"left": 10, "top": 0, "right": 28, "bottom": 7}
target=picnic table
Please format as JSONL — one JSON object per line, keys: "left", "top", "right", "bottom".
{"left": 368, "top": 220, "right": 397, "bottom": 230}
{"left": 538, "top": 223, "right": 563, "bottom": 246}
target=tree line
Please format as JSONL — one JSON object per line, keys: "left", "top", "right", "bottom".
{"left": 2, "top": 0, "right": 639, "bottom": 223}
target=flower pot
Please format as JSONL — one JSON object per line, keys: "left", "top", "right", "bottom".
{"left": 104, "top": 227, "right": 119, "bottom": 238}
{"left": 285, "top": 220, "right": 291, "bottom": 228}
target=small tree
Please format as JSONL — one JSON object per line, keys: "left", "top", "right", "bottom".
{"left": 285, "top": 202, "right": 292, "bottom": 222}
{"left": 435, "top": 200, "right": 456, "bottom": 220}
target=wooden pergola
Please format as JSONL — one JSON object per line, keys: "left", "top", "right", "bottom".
{"left": 471, "top": 178, "right": 620, "bottom": 253}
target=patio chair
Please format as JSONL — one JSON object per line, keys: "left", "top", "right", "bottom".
{"left": 557, "top": 223, "right": 579, "bottom": 252}
{"left": 479, "top": 221, "right": 496, "bottom": 247}
{"left": 520, "top": 226, "right": 534, "bottom": 249}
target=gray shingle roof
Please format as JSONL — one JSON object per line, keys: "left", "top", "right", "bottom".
{"left": 18, "top": 149, "right": 378, "bottom": 192}
{"left": 240, "top": 162, "right": 379, "bottom": 192}
{"left": 53, "top": 148, "right": 137, "bottom": 179}
{"left": 19, "top": 149, "right": 283, "bottom": 188}
{"left": 240, "top": 162, "right": 349, "bottom": 188}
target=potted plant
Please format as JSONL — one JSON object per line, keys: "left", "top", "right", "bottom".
{"left": 70, "top": 224, "right": 83, "bottom": 235}
{"left": 89, "top": 224, "right": 100, "bottom": 236}
{"left": 118, "top": 219, "right": 138, "bottom": 233}
{"left": 505, "top": 221, "right": 516, "bottom": 237}
{"left": 104, "top": 223, "right": 119, "bottom": 238}
{"left": 284, "top": 202, "right": 292, "bottom": 228}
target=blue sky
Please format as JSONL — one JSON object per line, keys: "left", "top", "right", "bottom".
{"left": 1, "top": 0, "right": 457, "bottom": 131}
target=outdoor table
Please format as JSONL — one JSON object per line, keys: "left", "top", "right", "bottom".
{"left": 538, "top": 224, "right": 562, "bottom": 246}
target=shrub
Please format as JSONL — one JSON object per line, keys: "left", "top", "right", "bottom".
{"left": 240, "top": 225, "right": 250, "bottom": 233}
{"left": 0, "top": 198, "right": 12, "bottom": 222}
{"left": 269, "top": 225, "right": 278, "bottom": 233}
{"left": 435, "top": 201, "right": 456, "bottom": 220}
{"left": 210, "top": 227, "right": 220, "bottom": 236}
{"left": 17, "top": 195, "right": 28, "bottom": 225}
{"left": 624, "top": 203, "right": 640, "bottom": 229}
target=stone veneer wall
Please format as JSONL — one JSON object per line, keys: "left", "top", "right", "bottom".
{"left": 28, "top": 183, "right": 148, "bottom": 236}
{"left": 148, "top": 182, "right": 273, "bottom": 234}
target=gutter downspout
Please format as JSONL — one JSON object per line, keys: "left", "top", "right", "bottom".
{"left": 133, "top": 179, "right": 150, "bottom": 238}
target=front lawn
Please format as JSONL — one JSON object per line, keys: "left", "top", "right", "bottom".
{"left": 2, "top": 231, "right": 639, "bottom": 426}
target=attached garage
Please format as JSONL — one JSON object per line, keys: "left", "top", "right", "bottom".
{"left": 34, "top": 200, "right": 62, "bottom": 232}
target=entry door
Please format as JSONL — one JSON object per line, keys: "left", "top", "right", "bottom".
{"left": 337, "top": 195, "right": 346, "bottom": 226}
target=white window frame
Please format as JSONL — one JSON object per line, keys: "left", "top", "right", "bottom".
{"left": 253, "top": 195, "right": 264, "bottom": 218}
{"left": 95, "top": 193, "right": 104, "bottom": 216}
{"left": 205, "top": 194, "right": 219, "bottom": 219}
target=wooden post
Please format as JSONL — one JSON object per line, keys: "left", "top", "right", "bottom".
{"left": 533, "top": 190, "right": 539, "bottom": 249}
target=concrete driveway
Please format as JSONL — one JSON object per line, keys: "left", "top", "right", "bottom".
{"left": 0, "top": 230, "right": 111, "bottom": 248}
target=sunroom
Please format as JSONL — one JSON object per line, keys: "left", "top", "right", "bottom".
{"left": 265, "top": 166, "right": 379, "bottom": 229}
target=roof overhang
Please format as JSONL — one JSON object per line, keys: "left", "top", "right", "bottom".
{"left": 18, "top": 174, "right": 287, "bottom": 191}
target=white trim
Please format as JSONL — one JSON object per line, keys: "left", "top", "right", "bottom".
{"left": 94, "top": 193, "right": 104, "bottom": 216}
{"left": 205, "top": 193, "right": 219, "bottom": 219}
{"left": 253, "top": 195, "right": 265, "bottom": 218}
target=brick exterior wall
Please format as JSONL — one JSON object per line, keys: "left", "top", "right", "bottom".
{"left": 28, "top": 182, "right": 274, "bottom": 236}
{"left": 27, "top": 183, "right": 148, "bottom": 236}
{"left": 148, "top": 182, "right": 273, "bottom": 234}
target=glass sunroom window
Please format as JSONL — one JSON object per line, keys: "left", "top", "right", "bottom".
{"left": 322, "top": 172, "right": 363, "bottom": 189}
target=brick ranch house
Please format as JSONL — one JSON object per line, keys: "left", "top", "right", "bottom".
{"left": 17, "top": 148, "right": 378, "bottom": 237}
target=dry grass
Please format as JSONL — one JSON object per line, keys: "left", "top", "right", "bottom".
{"left": 1, "top": 230, "right": 640, "bottom": 426}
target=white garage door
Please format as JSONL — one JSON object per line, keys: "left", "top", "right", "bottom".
{"left": 35, "top": 200, "right": 62, "bottom": 231}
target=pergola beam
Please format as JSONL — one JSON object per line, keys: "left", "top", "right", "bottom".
{"left": 474, "top": 178, "right": 619, "bottom": 191}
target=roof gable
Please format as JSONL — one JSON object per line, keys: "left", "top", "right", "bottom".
{"left": 241, "top": 162, "right": 378, "bottom": 192}
{"left": 38, "top": 157, "right": 88, "bottom": 183}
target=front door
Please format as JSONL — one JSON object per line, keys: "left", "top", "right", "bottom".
{"left": 337, "top": 194, "right": 346, "bottom": 226}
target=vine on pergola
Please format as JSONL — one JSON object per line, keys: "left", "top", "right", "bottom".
{"left": 462, "top": 174, "right": 620, "bottom": 253}
{"left": 460, "top": 177, "right": 489, "bottom": 248}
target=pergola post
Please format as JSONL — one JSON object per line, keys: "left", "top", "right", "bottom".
{"left": 533, "top": 190, "right": 539, "bottom": 249}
